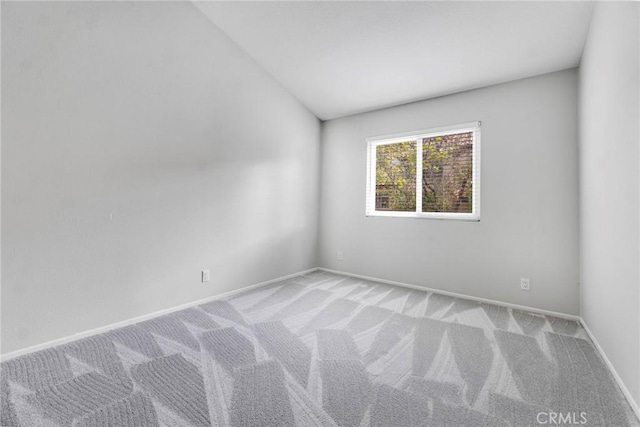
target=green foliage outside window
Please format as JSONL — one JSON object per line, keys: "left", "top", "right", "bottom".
{"left": 375, "top": 132, "right": 473, "bottom": 213}
{"left": 375, "top": 141, "right": 416, "bottom": 211}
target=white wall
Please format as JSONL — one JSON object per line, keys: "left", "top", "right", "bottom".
{"left": 319, "top": 70, "right": 580, "bottom": 315}
{"left": 1, "top": 1, "right": 321, "bottom": 354}
{"left": 579, "top": 1, "right": 640, "bottom": 409}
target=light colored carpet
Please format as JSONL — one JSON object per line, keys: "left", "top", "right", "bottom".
{"left": 1, "top": 270, "right": 638, "bottom": 426}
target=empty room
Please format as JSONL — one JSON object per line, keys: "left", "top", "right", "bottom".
{"left": 1, "top": 1, "right": 639, "bottom": 426}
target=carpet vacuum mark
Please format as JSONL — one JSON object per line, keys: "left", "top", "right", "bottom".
{"left": 1, "top": 271, "right": 638, "bottom": 426}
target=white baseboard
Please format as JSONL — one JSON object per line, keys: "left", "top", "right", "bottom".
{"left": 580, "top": 319, "right": 640, "bottom": 422}
{"left": 319, "top": 267, "right": 580, "bottom": 321}
{"left": 0, "top": 267, "right": 319, "bottom": 362}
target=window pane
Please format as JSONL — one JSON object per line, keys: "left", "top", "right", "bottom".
{"left": 422, "top": 132, "right": 473, "bottom": 213}
{"left": 375, "top": 141, "right": 416, "bottom": 211}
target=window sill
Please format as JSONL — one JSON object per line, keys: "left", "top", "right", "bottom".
{"left": 365, "top": 211, "right": 480, "bottom": 221}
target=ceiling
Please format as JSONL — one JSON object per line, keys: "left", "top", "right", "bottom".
{"left": 194, "top": 1, "right": 594, "bottom": 121}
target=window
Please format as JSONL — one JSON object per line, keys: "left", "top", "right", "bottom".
{"left": 366, "top": 121, "right": 481, "bottom": 220}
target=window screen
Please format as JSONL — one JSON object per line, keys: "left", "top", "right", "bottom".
{"left": 366, "top": 122, "right": 481, "bottom": 220}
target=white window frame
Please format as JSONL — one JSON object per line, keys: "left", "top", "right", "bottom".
{"left": 365, "top": 121, "right": 481, "bottom": 221}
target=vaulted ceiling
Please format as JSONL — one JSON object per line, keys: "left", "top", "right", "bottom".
{"left": 194, "top": 1, "right": 594, "bottom": 121}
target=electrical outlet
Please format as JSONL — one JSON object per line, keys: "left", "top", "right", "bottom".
{"left": 202, "top": 270, "right": 210, "bottom": 283}
{"left": 337, "top": 251, "right": 343, "bottom": 261}
{"left": 520, "top": 278, "right": 530, "bottom": 291}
